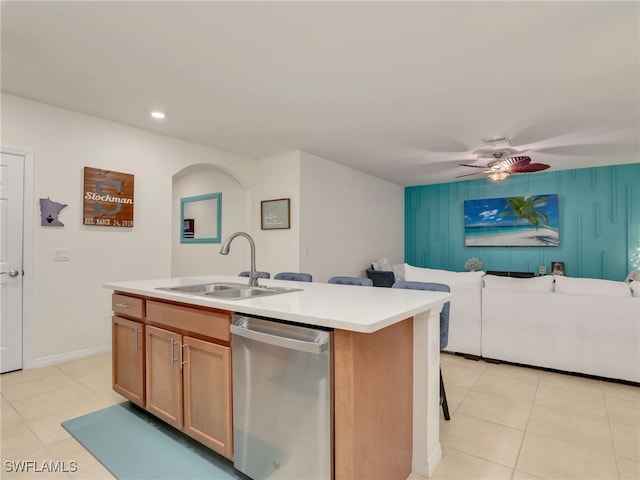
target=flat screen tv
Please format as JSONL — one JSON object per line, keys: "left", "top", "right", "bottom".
{"left": 464, "top": 194, "right": 559, "bottom": 247}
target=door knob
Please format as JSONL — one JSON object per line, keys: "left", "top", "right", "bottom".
{"left": 1, "top": 270, "right": 19, "bottom": 277}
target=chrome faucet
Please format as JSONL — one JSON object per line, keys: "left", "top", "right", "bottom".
{"left": 220, "top": 232, "right": 262, "bottom": 287}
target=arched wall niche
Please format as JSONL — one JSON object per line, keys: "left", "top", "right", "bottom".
{"left": 171, "top": 163, "right": 251, "bottom": 277}
{"left": 173, "top": 162, "right": 251, "bottom": 189}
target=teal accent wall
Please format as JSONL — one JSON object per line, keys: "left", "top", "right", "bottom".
{"left": 405, "top": 164, "right": 640, "bottom": 281}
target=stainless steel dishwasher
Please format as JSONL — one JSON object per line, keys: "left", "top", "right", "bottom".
{"left": 231, "top": 314, "right": 332, "bottom": 480}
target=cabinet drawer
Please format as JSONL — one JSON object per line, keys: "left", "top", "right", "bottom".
{"left": 146, "top": 301, "right": 231, "bottom": 342}
{"left": 112, "top": 294, "right": 145, "bottom": 319}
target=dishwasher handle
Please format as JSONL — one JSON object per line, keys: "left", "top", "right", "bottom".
{"left": 231, "top": 322, "right": 329, "bottom": 354}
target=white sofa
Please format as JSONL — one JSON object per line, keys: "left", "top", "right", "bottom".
{"left": 404, "top": 264, "right": 484, "bottom": 357}
{"left": 404, "top": 264, "right": 640, "bottom": 383}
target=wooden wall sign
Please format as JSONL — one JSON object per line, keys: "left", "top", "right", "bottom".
{"left": 83, "top": 167, "right": 134, "bottom": 227}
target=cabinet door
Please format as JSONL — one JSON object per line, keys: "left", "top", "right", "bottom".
{"left": 146, "top": 325, "right": 183, "bottom": 429}
{"left": 112, "top": 316, "right": 145, "bottom": 407}
{"left": 182, "top": 336, "right": 233, "bottom": 459}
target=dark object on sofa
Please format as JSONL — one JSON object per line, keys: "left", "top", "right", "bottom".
{"left": 366, "top": 268, "right": 395, "bottom": 287}
{"left": 486, "top": 270, "right": 535, "bottom": 278}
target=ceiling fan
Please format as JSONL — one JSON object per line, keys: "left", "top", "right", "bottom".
{"left": 455, "top": 137, "right": 551, "bottom": 181}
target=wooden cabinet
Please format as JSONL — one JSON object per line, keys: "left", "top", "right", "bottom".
{"left": 112, "top": 294, "right": 145, "bottom": 407}
{"left": 112, "top": 316, "right": 145, "bottom": 407}
{"left": 183, "top": 336, "right": 232, "bottom": 457}
{"left": 111, "top": 293, "right": 233, "bottom": 460}
{"left": 145, "top": 301, "right": 233, "bottom": 459}
{"left": 145, "top": 325, "right": 183, "bottom": 428}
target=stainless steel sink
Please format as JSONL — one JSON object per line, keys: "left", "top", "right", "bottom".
{"left": 158, "top": 282, "right": 244, "bottom": 294}
{"left": 156, "top": 282, "right": 302, "bottom": 300}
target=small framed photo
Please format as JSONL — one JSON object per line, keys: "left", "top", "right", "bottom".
{"left": 261, "top": 198, "right": 290, "bottom": 230}
{"left": 551, "top": 261, "right": 565, "bottom": 276}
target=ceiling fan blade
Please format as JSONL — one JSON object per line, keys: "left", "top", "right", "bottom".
{"left": 455, "top": 170, "right": 491, "bottom": 178}
{"left": 501, "top": 156, "right": 531, "bottom": 170}
{"left": 510, "top": 163, "right": 551, "bottom": 173}
{"left": 459, "top": 163, "right": 492, "bottom": 169}
{"left": 534, "top": 144, "right": 636, "bottom": 156}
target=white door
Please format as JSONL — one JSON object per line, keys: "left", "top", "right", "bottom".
{"left": 1, "top": 152, "right": 24, "bottom": 373}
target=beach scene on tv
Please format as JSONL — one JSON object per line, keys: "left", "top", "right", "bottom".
{"left": 464, "top": 194, "right": 559, "bottom": 247}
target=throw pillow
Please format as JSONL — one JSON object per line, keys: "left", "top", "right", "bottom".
{"left": 630, "top": 280, "right": 640, "bottom": 297}
{"left": 484, "top": 274, "right": 554, "bottom": 292}
{"left": 372, "top": 257, "right": 392, "bottom": 271}
{"left": 553, "top": 275, "right": 632, "bottom": 297}
{"left": 391, "top": 264, "right": 405, "bottom": 283}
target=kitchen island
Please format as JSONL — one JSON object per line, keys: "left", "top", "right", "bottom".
{"left": 104, "top": 274, "right": 450, "bottom": 479}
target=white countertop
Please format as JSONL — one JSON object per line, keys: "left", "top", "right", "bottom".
{"left": 104, "top": 275, "right": 450, "bottom": 333}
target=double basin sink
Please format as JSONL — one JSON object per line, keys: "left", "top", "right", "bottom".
{"left": 157, "top": 282, "right": 302, "bottom": 300}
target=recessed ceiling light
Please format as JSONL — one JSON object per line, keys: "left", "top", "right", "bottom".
{"left": 150, "top": 111, "right": 166, "bottom": 119}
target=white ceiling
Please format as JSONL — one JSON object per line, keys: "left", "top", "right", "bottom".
{"left": 2, "top": 1, "right": 638, "bottom": 186}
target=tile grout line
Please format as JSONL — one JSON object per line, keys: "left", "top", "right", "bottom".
{"left": 602, "top": 379, "right": 624, "bottom": 480}
{"left": 508, "top": 370, "right": 540, "bottom": 480}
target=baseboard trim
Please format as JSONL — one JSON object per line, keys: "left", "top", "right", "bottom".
{"left": 31, "top": 344, "right": 111, "bottom": 369}
{"left": 413, "top": 442, "right": 442, "bottom": 477}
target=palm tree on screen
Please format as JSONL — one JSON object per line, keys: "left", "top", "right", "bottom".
{"left": 500, "top": 196, "right": 557, "bottom": 232}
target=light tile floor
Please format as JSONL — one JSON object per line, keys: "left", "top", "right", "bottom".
{"left": 1, "top": 352, "right": 638, "bottom": 479}
{"left": 415, "top": 353, "right": 640, "bottom": 480}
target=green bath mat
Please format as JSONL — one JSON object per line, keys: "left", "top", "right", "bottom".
{"left": 62, "top": 402, "right": 248, "bottom": 480}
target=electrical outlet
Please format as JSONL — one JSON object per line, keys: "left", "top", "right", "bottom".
{"left": 538, "top": 265, "right": 547, "bottom": 276}
{"left": 54, "top": 248, "right": 70, "bottom": 261}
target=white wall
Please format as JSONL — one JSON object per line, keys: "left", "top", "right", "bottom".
{"left": 171, "top": 165, "right": 247, "bottom": 277}
{"left": 2, "top": 93, "right": 405, "bottom": 366}
{"left": 251, "top": 152, "right": 301, "bottom": 276}
{"left": 211, "top": 149, "right": 405, "bottom": 283}
{"left": 299, "top": 152, "right": 404, "bottom": 282}
{"left": 1, "top": 93, "right": 256, "bottom": 365}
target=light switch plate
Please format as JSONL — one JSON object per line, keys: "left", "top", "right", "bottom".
{"left": 54, "top": 248, "right": 70, "bottom": 261}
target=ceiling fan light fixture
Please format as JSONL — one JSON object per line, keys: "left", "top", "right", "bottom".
{"left": 482, "top": 135, "right": 510, "bottom": 146}
{"left": 488, "top": 171, "right": 510, "bottom": 182}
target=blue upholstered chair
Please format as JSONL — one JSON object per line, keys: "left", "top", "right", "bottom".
{"left": 328, "top": 276, "right": 373, "bottom": 286}
{"left": 274, "top": 272, "right": 313, "bottom": 282}
{"left": 392, "top": 280, "right": 451, "bottom": 421}
{"left": 239, "top": 271, "right": 270, "bottom": 279}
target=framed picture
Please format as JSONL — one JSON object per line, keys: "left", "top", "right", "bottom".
{"left": 464, "top": 194, "right": 559, "bottom": 247}
{"left": 261, "top": 198, "right": 290, "bottom": 230}
{"left": 83, "top": 166, "right": 134, "bottom": 227}
{"left": 180, "top": 192, "right": 222, "bottom": 244}
{"left": 551, "top": 261, "right": 565, "bottom": 276}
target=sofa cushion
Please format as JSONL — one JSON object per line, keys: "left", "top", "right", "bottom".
{"left": 484, "top": 274, "right": 554, "bottom": 292}
{"left": 404, "top": 264, "right": 485, "bottom": 288}
{"left": 630, "top": 280, "right": 640, "bottom": 297}
{"left": 553, "top": 275, "right": 632, "bottom": 297}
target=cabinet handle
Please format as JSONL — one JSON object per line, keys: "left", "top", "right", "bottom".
{"left": 170, "top": 338, "right": 178, "bottom": 366}
{"left": 135, "top": 328, "right": 141, "bottom": 352}
{"left": 115, "top": 303, "right": 131, "bottom": 308}
{"left": 180, "top": 343, "right": 187, "bottom": 369}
